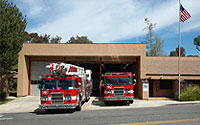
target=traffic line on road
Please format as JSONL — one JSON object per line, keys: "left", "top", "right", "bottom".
{"left": 0, "top": 114, "right": 13, "bottom": 121}
{"left": 112, "top": 118, "right": 200, "bottom": 125}
{"left": 0, "top": 118, "right": 13, "bottom": 120}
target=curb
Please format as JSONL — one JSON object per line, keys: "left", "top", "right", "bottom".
{"left": 167, "top": 102, "right": 200, "bottom": 106}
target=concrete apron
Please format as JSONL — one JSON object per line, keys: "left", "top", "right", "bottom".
{"left": 0, "top": 96, "right": 40, "bottom": 113}
{"left": 0, "top": 96, "right": 200, "bottom": 113}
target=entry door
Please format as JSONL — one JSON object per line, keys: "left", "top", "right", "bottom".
{"left": 149, "top": 80, "right": 153, "bottom": 97}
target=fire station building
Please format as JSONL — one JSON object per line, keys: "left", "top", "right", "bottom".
{"left": 17, "top": 43, "right": 200, "bottom": 99}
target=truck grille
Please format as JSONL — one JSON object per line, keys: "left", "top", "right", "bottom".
{"left": 114, "top": 87, "right": 124, "bottom": 96}
{"left": 51, "top": 93, "right": 63, "bottom": 104}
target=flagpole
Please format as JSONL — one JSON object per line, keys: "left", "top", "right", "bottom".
{"left": 178, "top": 0, "right": 181, "bottom": 100}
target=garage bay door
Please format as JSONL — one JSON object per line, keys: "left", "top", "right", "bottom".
{"left": 30, "top": 61, "right": 52, "bottom": 96}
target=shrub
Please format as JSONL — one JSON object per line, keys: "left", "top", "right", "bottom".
{"left": 176, "top": 85, "right": 200, "bottom": 101}
{"left": 9, "top": 78, "right": 17, "bottom": 91}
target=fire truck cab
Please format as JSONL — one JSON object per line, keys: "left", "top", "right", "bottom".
{"left": 39, "top": 63, "right": 92, "bottom": 112}
{"left": 104, "top": 72, "right": 135, "bottom": 105}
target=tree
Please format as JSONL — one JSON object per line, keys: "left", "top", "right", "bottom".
{"left": 176, "top": 47, "right": 186, "bottom": 56}
{"left": 194, "top": 35, "right": 200, "bottom": 51}
{"left": 50, "top": 35, "right": 62, "bottom": 43}
{"left": 0, "top": 0, "right": 26, "bottom": 98}
{"left": 66, "top": 35, "right": 93, "bottom": 44}
{"left": 142, "top": 18, "right": 164, "bottom": 56}
{"left": 169, "top": 51, "right": 177, "bottom": 56}
{"left": 169, "top": 46, "right": 186, "bottom": 56}
{"left": 25, "top": 32, "right": 61, "bottom": 43}
{"left": 0, "top": 0, "right": 26, "bottom": 73}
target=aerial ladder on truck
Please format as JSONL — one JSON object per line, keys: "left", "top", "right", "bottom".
{"left": 39, "top": 62, "right": 92, "bottom": 111}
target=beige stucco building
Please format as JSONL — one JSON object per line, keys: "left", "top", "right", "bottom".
{"left": 17, "top": 43, "right": 200, "bottom": 99}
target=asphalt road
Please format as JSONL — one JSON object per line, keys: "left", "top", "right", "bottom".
{"left": 1, "top": 104, "right": 200, "bottom": 125}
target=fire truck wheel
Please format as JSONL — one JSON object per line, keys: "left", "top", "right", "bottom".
{"left": 86, "top": 91, "right": 90, "bottom": 102}
{"left": 104, "top": 101, "right": 110, "bottom": 105}
{"left": 45, "top": 109, "right": 52, "bottom": 113}
{"left": 129, "top": 100, "right": 133, "bottom": 104}
{"left": 76, "top": 97, "right": 82, "bottom": 111}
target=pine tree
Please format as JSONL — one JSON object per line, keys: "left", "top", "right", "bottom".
{"left": 0, "top": 0, "right": 26, "bottom": 97}
{"left": 0, "top": 0, "right": 27, "bottom": 74}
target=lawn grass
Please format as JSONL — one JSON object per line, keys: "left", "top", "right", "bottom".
{"left": 0, "top": 99, "right": 14, "bottom": 105}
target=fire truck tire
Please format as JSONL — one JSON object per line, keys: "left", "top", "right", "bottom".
{"left": 129, "top": 100, "right": 133, "bottom": 104}
{"left": 86, "top": 91, "right": 90, "bottom": 102}
{"left": 76, "top": 96, "right": 82, "bottom": 111}
{"left": 104, "top": 101, "right": 110, "bottom": 105}
{"left": 45, "top": 109, "right": 52, "bottom": 113}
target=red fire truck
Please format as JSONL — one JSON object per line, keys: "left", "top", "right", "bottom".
{"left": 39, "top": 63, "right": 92, "bottom": 112}
{"left": 104, "top": 72, "right": 135, "bottom": 105}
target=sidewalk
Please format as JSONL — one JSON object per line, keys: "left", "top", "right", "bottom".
{"left": 82, "top": 97, "right": 200, "bottom": 111}
{"left": 0, "top": 96, "right": 39, "bottom": 113}
{"left": 0, "top": 96, "right": 200, "bottom": 113}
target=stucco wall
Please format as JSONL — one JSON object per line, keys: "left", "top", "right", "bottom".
{"left": 152, "top": 80, "right": 174, "bottom": 97}
{"left": 17, "top": 53, "right": 30, "bottom": 97}
{"left": 17, "top": 43, "right": 146, "bottom": 97}
{"left": 146, "top": 57, "right": 200, "bottom": 80}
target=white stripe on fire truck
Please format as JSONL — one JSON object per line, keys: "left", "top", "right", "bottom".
{"left": 71, "top": 96, "right": 76, "bottom": 100}
{"left": 123, "top": 90, "right": 134, "bottom": 93}
{"left": 104, "top": 90, "right": 134, "bottom": 94}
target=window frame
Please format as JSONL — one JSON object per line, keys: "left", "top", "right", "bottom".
{"left": 159, "top": 80, "right": 173, "bottom": 90}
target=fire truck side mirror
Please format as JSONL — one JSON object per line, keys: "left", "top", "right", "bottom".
{"left": 101, "top": 80, "right": 104, "bottom": 86}
{"left": 78, "top": 82, "right": 81, "bottom": 87}
{"left": 37, "top": 84, "right": 41, "bottom": 89}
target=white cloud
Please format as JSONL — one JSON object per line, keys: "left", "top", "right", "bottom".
{"left": 15, "top": 0, "right": 200, "bottom": 43}
{"left": 15, "top": 0, "right": 47, "bottom": 18}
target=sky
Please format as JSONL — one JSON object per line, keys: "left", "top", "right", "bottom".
{"left": 10, "top": 0, "right": 200, "bottom": 56}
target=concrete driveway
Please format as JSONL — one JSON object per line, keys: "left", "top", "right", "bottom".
{"left": 0, "top": 96, "right": 39, "bottom": 113}
{"left": 0, "top": 96, "right": 200, "bottom": 113}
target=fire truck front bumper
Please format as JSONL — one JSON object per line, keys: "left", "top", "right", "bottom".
{"left": 39, "top": 104, "right": 76, "bottom": 110}
{"left": 104, "top": 96, "right": 133, "bottom": 101}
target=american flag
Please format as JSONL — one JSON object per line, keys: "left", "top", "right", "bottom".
{"left": 180, "top": 4, "right": 191, "bottom": 22}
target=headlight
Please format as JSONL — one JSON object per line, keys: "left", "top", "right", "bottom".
{"left": 41, "top": 96, "right": 48, "bottom": 101}
{"left": 65, "top": 94, "right": 71, "bottom": 101}
{"left": 105, "top": 89, "right": 112, "bottom": 94}
{"left": 125, "top": 88, "right": 131, "bottom": 94}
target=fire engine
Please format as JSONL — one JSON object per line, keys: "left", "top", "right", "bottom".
{"left": 103, "top": 72, "right": 135, "bottom": 105}
{"left": 39, "top": 63, "right": 92, "bottom": 112}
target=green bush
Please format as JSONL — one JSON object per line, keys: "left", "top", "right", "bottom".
{"left": 9, "top": 78, "right": 17, "bottom": 91}
{"left": 176, "top": 85, "right": 200, "bottom": 101}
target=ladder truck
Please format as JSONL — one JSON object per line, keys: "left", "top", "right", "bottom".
{"left": 39, "top": 63, "right": 92, "bottom": 112}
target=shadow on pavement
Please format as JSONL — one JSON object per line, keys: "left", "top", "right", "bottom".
{"left": 31, "top": 108, "right": 75, "bottom": 115}
{"left": 92, "top": 97, "right": 130, "bottom": 107}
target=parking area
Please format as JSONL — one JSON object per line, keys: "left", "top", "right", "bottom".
{"left": 1, "top": 96, "right": 199, "bottom": 114}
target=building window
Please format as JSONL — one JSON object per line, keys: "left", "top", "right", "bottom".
{"left": 31, "top": 80, "right": 41, "bottom": 84}
{"left": 160, "top": 80, "right": 173, "bottom": 89}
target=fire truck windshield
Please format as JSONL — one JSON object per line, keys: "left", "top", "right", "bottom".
{"left": 58, "top": 79, "right": 75, "bottom": 90}
{"left": 105, "top": 77, "right": 132, "bottom": 85}
{"left": 119, "top": 77, "right": 132, "bottom": 85}
{"left": 41, "top": 79, "right": 75, "bottom": 90}
{"left": 41, "top": 80, "right": 57, "bottom": 90}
